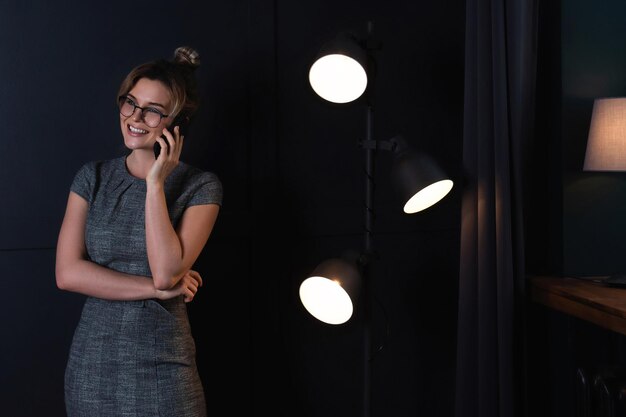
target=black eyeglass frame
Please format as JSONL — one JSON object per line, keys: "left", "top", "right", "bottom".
{"left": 118, "top": 95, "right": 170, "bottom": 127}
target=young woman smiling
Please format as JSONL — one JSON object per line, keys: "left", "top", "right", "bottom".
{"left": 56, "top": 46, "right": 221, "bottom": 417}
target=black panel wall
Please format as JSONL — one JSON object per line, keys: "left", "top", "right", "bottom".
{"left": 0, "top": 1, "right": 464, "bottom": 416}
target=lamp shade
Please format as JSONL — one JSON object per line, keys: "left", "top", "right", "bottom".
{"left": 308, "top": 32, "right": 368, "bottom": 104}
{"left": 584, "top": 97, "right": 626, "bottom": 171}
{"left": 299, "top": 257, "right": 361, "bottom": 325}
{"left": 391, "top": 142, "right": 453, "bottom": 214}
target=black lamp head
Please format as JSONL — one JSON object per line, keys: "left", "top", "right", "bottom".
{"left": 299, "top": 252, "right": 362, "bottom": 325}
{"left": 390, "top": 136, "right": 454, "bottom": 214}
{"left": 308, "top": 32, "right": 369, "bottom": 104}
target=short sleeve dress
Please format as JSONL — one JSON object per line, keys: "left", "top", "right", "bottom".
{"left": 64, "top": 155, "right": 222, "bottom": 417}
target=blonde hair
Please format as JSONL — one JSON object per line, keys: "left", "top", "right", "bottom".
{"left": 117, "top": 46, "right": 201, "bottom": 126}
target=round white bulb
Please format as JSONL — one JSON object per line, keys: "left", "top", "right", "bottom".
{"left": 404, "top": 179, "right": 454, "bottom": 214}
{"left": 299, "top": 276, "right": 354, "bottom": 325}
{"left": 309, "top": 54, "right": 367, "bottom": 104}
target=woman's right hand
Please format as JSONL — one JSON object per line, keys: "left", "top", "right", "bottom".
{"left": 156, "top": 269, "right": 203, "bottom": 303}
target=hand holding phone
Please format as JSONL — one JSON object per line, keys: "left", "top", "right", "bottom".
{"left": 153, "top": 131, "right": 170, "bottom": 159}
{"left": 154, "top": 115, "right": 187, "bottom": 159}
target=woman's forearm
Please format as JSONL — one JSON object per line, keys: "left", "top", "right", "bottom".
{"left": 144, "top": 182, "right": 185, "bottom": 290}
{"left": 56, "top": 191, "right": 161, "bottom": 301}
{"left": 56, "top": 257, "right": 159, "bottom": 301}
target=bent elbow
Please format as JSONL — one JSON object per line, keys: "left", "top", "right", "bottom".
{"left": 55, "top": 266, "right": 71, "bottom": 291}
{"left": 153, "top": 275, "right": 176, "bottom": 291}
{"left": 154, "top": 281, "right": 172, "bottom": 291}
{"left": 56, "top": 277, "right": 67, "bottom": 291}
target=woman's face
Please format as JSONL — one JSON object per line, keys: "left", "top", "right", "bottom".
{"left": 119, "top": 78, "right": 173, "bottom": 153}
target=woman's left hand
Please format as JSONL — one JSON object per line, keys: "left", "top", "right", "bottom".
{"left": 155, "top": 269, "right": 203, "bottom": 303}
{"left": 146, "top": 125, "right": 184, "bottom": 185}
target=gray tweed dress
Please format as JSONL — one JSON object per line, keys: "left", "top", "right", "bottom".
{"left": 64, "top": 156, "right": 222, "bottom": 417}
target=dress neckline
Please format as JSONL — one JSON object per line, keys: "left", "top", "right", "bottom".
{"left": 121, "top": 155, "right": 147, "bottom": 182}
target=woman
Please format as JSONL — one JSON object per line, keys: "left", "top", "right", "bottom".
{"left": 55, "top": 46, "right": 221, "bottom": 416}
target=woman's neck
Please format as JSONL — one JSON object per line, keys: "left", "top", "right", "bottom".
{"left": 125, "top": 150, "right": 154, "bottom": 179}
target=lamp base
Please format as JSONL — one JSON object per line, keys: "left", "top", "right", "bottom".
{"left": 603, "top": 274, "right": 626, "bottom": 287}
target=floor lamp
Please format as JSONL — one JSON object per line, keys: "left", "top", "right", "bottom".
{"left": 298, "top": 23, "right": 454, "bottom": 417}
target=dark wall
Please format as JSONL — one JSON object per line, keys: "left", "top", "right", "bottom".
{"left": 527, "top": 0, "right": 626, "bottom": 277}
{"left": 527, "top": 1, "right": 626, "bottom": 416}
{"left": 526, "top": 0, "right": 562, "bottom": 276}
{"left": 0, "top": 1, "right": 464, "bottom": 416}
{"left": 562, "top": 0, "right": 626, "bottom": 276}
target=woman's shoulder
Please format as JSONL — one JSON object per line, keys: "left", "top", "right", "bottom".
{"left": 176, "top": 161, "right": 221, "bottom": 185}
{"left": 70, "top": 157, "right": 125, "bottom": 200}
{"left": 173, "top": 162, "right": 223, "bottom": 206}
{"left": 75, "top": 156, "right": 125, "bottom": 175}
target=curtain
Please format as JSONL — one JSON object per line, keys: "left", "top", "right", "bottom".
{"left": 455, "top": 0, "right": 539, "bottom": 416}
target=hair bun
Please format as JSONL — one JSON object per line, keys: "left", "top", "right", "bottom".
{"left": 173, "top": 46, "right": 200, "bottom": 69}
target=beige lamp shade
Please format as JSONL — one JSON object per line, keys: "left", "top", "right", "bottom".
{"left": 584, "top": 97, "right": 626, "bottom": 171}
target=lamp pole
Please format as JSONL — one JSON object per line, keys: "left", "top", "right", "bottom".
{"left": 361, "top": 20, "right": 377, "bottom": 417}
{"left": 362, "top": 102, "right": 374, "bottom": 417}
{"left": 361, "top": 101, "right": 393, "bottom": 417}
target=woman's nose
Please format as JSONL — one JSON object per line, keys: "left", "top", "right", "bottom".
{"left": 132, "top": 108, "right": 144, "bottom": 122}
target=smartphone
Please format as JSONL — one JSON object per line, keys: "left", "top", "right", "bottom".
{"left": 154, "top": 115, "right": 187, "bottom": 159}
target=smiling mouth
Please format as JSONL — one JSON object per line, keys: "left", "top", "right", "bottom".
{"left": 128, "top": 125, "right": 148, "bottom": 134}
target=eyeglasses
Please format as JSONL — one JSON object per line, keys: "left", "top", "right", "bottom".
{"left": 118, "top": 95, "right": 169, "bottom": 128}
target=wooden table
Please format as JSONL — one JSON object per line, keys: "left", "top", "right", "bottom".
{"left": 529, "top": 275, "right": 626, "bottom": 336}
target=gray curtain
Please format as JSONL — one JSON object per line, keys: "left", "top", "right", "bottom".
{"left": 455, "top": 0, "right": 539, "bottom": 416}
